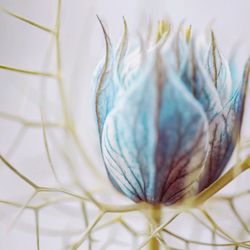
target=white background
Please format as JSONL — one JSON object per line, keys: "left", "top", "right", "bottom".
{"left": 0, "top": 0, "right": 250, "bottom": 249}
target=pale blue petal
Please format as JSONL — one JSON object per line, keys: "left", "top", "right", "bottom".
{"left": 93, "top": 27, "right": 128, "bottom": 138}
{"left": 162, "top": 32, "right": 189, "bottom": 75}
{"left": 181, "top": 43, "right": 247, "bottom": 192}
{"left": 229, "top": 53, "right": 240, "bottom": 92}
{"left": 181, "top": 44, "right": 223, "bottom": 122}
{"left": 102, "top": 54, "right": 209, "bottom": 204}
{"left": 198, "top": 60, "right": 249, "bottom": 191}
{"left": 206, "top": 34, "right": 233, "bottom": 105}
{"left": 196, "top": 33, "right": 233, "bottom": 106}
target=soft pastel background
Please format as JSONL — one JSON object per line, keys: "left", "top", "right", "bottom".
{"left": 0, "top": 0, "right": 250, "bottom": 249}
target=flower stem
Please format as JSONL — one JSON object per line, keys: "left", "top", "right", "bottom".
{"left": 148, "top": 205, "right": 162, "bottom": 250}
{"left": 192, "top": 154, "right": 250, "bottom": 206}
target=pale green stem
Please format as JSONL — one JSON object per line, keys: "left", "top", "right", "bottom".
{"left": 148, "top": 205, "right": 162, "bottom": 250}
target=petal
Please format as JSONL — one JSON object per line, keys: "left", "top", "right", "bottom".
{"left": 196, "top": 32, "right": 233, "bottom": 106}
{"left": 93, "top": 19, "right": 128, "bottom": 139}
{"left": 93, "top": 34, "right": 115, "bottom": 138}
{"left": 198, "top": 59, "right": 249, "bottom": 191}
{"left": 179, "top": 42, "right": 245, "bottom": 192}
{"left": 206, "top": 32, "right": 233, "bottom": 105}
{"left": 229, "top": 52, "right": 240, "bottom": 91}
{"left": 181, "top": 43, "right": 223, "bottom": 123}
{"left": 162, "top": 30, "right": 189, "bottom": 75}
{"left": 102, "top": 52, "right": 209, "bottom": 204}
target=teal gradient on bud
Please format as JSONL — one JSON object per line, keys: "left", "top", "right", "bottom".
{"left": 93, "top": 20, "right": 249, "bottom": 205}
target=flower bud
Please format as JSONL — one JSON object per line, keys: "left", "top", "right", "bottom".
{"left": 93, "top": 19, "right": 249, "bottom": 205}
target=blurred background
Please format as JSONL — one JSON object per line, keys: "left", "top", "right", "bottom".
{"left": 0, "top": 0, "right": 250, "bottom": 249}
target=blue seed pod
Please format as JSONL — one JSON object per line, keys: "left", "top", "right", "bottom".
{"left": 93, "top": 20, "right": 249, "bottom": 205}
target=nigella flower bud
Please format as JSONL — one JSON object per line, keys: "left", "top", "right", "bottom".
{"left": 93, "top": 19, "right": 249, "bottom": 205}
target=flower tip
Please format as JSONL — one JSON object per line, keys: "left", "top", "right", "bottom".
{"left": 185, "top": 24, "right": 192, "bottom": 44}
{"left": 156, "top": 20, "right": 171, "bottom": 43}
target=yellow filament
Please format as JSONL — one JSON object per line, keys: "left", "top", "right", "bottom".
{"left": 186, "top": 25, "right": 192, "bottom": 43}
{"left": 156, "top": 20, "right": 170, "bottom": 43}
